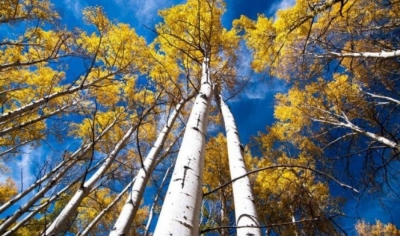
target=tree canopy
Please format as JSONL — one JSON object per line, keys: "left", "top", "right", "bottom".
{"left": 0, "top": 0, "right": 399, "bottom": 235}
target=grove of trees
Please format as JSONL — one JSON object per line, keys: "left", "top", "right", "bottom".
{"left": 0, "top": 0, "right": 399, "bottom": 235}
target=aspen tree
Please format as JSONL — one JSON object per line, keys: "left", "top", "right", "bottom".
{"left": 43, "top": 96, "right": 159, "bottom": 235}
{"left": 111, "top": 94, "right": 194, "bottom": 235}
{"left": 154, "top": 56, "right": 213, "bottom": 235}
{"left": 218, "top": 95, "right": 261, "bottom": 235}
{"left": 0, "top": 112, "right": 122, "bottom": 233}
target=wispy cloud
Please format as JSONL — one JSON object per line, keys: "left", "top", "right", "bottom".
{"left": 16, "top": 146, "right": 37, "bottom": 191}
{"left": 64, "top": 0, "right": 83, "bottom": 19}
{"left": 243, "top": 78, "right": 287, "bottom": 100}
{"left": 228, "top": 42, "right": 288, "bottom": 101}
{"left": 113, "top": 0, "right": 184, "bottom": 26}
{"left": 268, "top": 0, "right": 296, "bottom": 17}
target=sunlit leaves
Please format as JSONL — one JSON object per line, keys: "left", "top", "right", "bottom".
{"left": 0, "top": 0, "right": 59, "bottom": 24}
{"left": 0, "top": 178, "right": 17, "bottom": 205}
{"left": 83, "top": 7, "right": 111, "bottom": 32}
{"left": 77, "top": 22, "right": 152, "bottom": 74}
{"left": 356, "top": 220, "right": 400, "bottom": 236}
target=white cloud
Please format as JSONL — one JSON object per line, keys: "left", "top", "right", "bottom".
{"left": 244, "top": 77, "right": 287, "bottom": 100}
{"left": 114, "top": 0, "right": 184, "bottom": 25}
{"left": 268, "top": 0, "right": 296, "bottom": 17}
{"left": 227, "top": 41, "right": 287, "bottom": 101}
{"left": 16, "top": 146, "right": 37, "bottom": 191}
{"left": 64, "top": 0, "right": 83, "bottom": 19}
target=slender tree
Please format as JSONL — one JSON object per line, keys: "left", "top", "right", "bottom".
{"left": 153, "top": 0, "right": 240, "bottom": 234}
{"left": 111, "top": 93, "right": 194, "bottom": 235}
{"left": 154, "top": 56, "right": 214, "bottom": 235}
{"left": 217, "top": 95, "right": 261, "bottom": 235}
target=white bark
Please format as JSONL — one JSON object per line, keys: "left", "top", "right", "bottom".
{"left": 311, "top": 112, "right": 400, "bottom": 152}
{"left": 77, "top": 178, "right": 136, "bottom": 236}
{"left": 43, "top": 96, "right": 160, "bottom": 235}
{"left": 110, "top": 95, "right": 192, "bottom": 236}
{"left": 153, "top": 57, "right": 213, "bottom": 236}
{"left": 219, "top": 95, "right": 261, "bottom": 236}
{"left": 363, "top": 91, "right": 400, "bottom": 106}
{"left": 0, "top": 71, "right": 118, "bottom": 123}
{"left": 1, "top": 161, "right": 98, "bottom": 236}
{"left": 0, "top": 144, "right": 115, "bottom": 234}
{"left": 144, "top": 163, "right": 174, "bottom": 236}
{"left": 330, "top": 50, "right": 400, "bottom": 58}
{"left": 43, "top": 122, "right": 141, "bottom": 235}
{"left": 343, "top": 122, "right": 400, "bottom": 152}
{"left": 0, "top": 113, "right": 120, "bottom": 217}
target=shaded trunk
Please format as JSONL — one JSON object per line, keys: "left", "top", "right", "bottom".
{"left": 144, "top": 163, "right": 174, "bottom": 236}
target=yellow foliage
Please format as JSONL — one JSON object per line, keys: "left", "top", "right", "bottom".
{"left": 0, "top": 178, "right": 17, "bottom": 205}
{"left": 69, "top": 108, "right": 128, "bottom": 153}
{"left": 274, "top": 74, "right": 366, "bottom": 134}
{"left": 233, "top": 14, "right": 276, "bottom": 73}
{"left": 153, "top": 0, "right": 239, "bottom": 93}
{"left": 203, "top": 133, "right": 230, "bottom": 192}
{"left": 356, "top": 220, "right": 400, "bottom": 236}
{"left": 138, "top": 122, "right": 157, "bottom": 144}
{"left": 77, "top": 12, "right": 154, "bottom": 74}
{"left": 0, "top": 0, "right": 59, "bottom": 23}
{"left": 83, "top": 7, "right": 111, "bottom": 31}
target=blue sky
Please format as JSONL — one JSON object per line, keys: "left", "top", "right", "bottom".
{"left": 54, "top": 0, "right": 391, "bottom": 232}
{"left": 2, "top": 0, "right": 398, "bottom": 234}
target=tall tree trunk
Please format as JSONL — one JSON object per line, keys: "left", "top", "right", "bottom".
{"left": 2, "top": 162, "right": 95, "bottom": 236}
{"left": 43, "top": 126, "right": 136, "bottom": 235}
{"left": 77, "top": 178, "right": 136, "bottom": 236}
{"left": 144, "top": 163, "right": 174, "bottom": 236}
{"left": 42, "top": 101, "right": 157, "bottom": 235}
{"left": 219, "top": 188, "right": 229, "bottom": 236}
{"left": 218, "top": 95, "right": 261, "bottom": 236}
{"left": 110, "top": 94, "right": 193, "bottom": 236}
{"left": 153, "top": 57, "right": 213, "bottom": 235}
{"left": 0, "top": 116, "right": 120, "bottom": 234}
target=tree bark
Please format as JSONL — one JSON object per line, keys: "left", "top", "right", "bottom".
{"left": 218, "top": 95, "right": 261, "bottom": 236}
{"left": 43, "top": 102, "right": 156, "bottom": 235}
{"left": 110, "top": 94, "right": 193, "bottom": 236}
{"left": 144, "top": 163, "right": 174, "bottom": 236}
{"left": 329, "top": 50, "right": 400, "bottom": 58}
{"left": 0, "top": 113, "right": 120, "bottom": 217}
{"left": 153, "top": 57, "right": 213, "bottom": 236}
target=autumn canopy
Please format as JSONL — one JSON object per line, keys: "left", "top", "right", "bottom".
{"left": 0, "top": 0, "right": 399, "bottom": 235}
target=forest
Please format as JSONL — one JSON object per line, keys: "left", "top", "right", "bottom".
{"left": 0, "top": 0, "right": 399, "bottom": 235}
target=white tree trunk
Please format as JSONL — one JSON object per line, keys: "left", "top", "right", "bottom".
{"left": 0, "top": 117, "right": 120, "bottom": 234}
{"left": 2, "top": 162, "right": 95, "bottom": 236}
{"left": 43, "top": 123, "right": 140, "bottom": 235}
{"left": 110, "top": 95, "right": 192, "bottom": 236}
{"left": 330, "top": 49, "right": 400, "bottom": 58}
{"left": 0, "top": 99, "right": 80, "bottom": 136}
{"left": 219, "top": 95, "right": 261, "bottom": 236}
{"left": 0, "top": 114, "right": 119, "bottom": 216}
{"left": 77, "top": 178, "right": 136, "bottom": 236}
{"left": 144, "top": 163, "right": 174, "bottom": 236}
{"left": 153, "top": 57, "right": 213, "bottom": 236}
